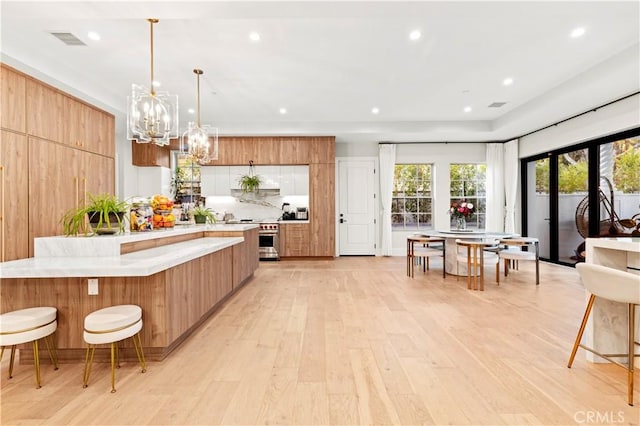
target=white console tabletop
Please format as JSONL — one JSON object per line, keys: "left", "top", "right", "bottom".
{"left": 0, "top": 224, "right": 258, "bottom": 278}
{"left": 585, "top": 237, "right": 640, "bottom": 362}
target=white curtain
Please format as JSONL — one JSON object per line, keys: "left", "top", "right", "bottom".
{"left": 379, "top": 144, "right": 396, "bottom": 256}
{"left": 485, "top": 143, "right": 505, "bottom": 232}
{"left": 504, "top": 139, "right": 519, "bottom": 233}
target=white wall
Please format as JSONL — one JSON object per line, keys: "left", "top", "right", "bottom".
{"left": 519, "top": 94, "right": 640, "bottom": 158}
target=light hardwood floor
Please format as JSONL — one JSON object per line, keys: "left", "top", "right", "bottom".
{"left": 1, "top": 257, "right": 639, "bottom": 425}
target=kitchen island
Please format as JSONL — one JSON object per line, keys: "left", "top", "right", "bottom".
{"left": 0, "top": 224, "right": 259, "bottom": 361}
{"left": 584, "top": 237, "right": 640, "bottom": 362}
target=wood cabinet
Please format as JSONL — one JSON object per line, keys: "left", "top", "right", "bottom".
{"left": 26, "top": 79, "right": 64, "bottom": 143}
{"left": 132, "top": 141, "right": 171, "bottom": 167}
{"left": 279, "top": 223, "right": 310, "bottom": 257}
{"left": 0, "top": 131, "right": 29, "bottom": 261}
{"left": 310, "top": 163, "right": 335, "bottom": 257}
{"left": 1, "top": 65, "right": 116, "bottom": 259}
{"left": 1, "top": 66, "right": 26, "bottom": 132}
{"left": 28, "top": 137, "right": 115, "bottom": 255}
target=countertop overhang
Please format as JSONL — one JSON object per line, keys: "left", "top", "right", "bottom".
{"left": 1, "top": 224, "right": 259, "bottom": 278}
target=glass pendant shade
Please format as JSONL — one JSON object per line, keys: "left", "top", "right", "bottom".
{"left": 180, "top": 69, "right": 218, "bottom": 164}
{"left": 181, "top": 122, "right": 218, "bottom": 164}
{"left": 127, "top": 19, "right": 179, "bottom": 145}
{"left": 127, "top": 84, "right": 178, "bottom": 145}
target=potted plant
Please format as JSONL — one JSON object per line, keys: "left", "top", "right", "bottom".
{"left": 191, "top": 205, "right": 216, "bottom": 224}
{"left": 62, "top": 193, "right": 129, "bottom": 236}
{"left": 238, "top": 160, "right": 262, "bottom": 194}
{"left": 238, "top": 174, "right": 262, "bottom": 194}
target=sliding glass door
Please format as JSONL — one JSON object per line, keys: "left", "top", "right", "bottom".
{"left": 521, "top": 128, "right": 639, "bottom": 266}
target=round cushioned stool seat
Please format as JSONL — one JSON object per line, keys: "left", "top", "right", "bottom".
{"left": 84, "top": 305, "right": 142, "bottom": 344}
{"left": 0, "top": 307, "right": 57, "bottom": 346}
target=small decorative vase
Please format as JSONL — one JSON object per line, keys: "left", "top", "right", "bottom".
{"left": 456, "top": 217, "right": 467, "bottom": 230}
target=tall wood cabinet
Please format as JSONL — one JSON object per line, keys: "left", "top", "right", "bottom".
{"left": 0, "top": 64, "right": 115, "bottom": 260}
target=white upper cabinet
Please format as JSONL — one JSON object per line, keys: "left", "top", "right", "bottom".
{"left": 201, "top": 166, "right": 230, "bottom": 196}
{"left": 200, "top": 165, "right": 309, "bottom": 196}
{"left": 281, "top": 165, "right": 309, "bottom": 195}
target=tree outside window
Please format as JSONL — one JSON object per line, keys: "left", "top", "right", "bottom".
{"left": 450, "top": 164, "right": 486, "bottom": 229}
{"left": 392, "top": 164, "right": 433, "bottom": 230}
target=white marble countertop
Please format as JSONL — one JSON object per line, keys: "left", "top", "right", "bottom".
{"left": 586, "top": 237, "right": 640, "bottom": 252}
{"left": 0, "top": 237, "right": 243, "bottom": 278}
{"left": 34, "top": 224, "right": 258, "bottom": 258}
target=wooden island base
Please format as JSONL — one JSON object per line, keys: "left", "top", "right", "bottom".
{"left": 1, "top": 227, "right": 259, "bottom": 363}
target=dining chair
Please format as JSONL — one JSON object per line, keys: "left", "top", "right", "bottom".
{"left": 498, "top": 237, "right": 540, "bottom": 284}
{"left": 406, "top": 236, "right": 446, "bottom": 278}
{"left": 455, "top": 239, "right": 500, "bottom": 291}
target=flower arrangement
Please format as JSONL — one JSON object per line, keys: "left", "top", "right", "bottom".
{"left": 449, "top": 200, "right": 475, "bottom": 219}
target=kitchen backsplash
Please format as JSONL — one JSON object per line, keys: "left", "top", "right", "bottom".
{"left": 204, "top": 195, "right": 309, "bottom": 222}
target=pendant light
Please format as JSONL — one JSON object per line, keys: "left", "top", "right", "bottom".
{"left": 127, "top": 18, "right": 178, "bottom": 146}
{"left": 180, "top": 68, "right": 218, "bottom": 164}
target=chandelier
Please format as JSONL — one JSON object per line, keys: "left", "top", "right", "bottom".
{"left": 180, "top": 69, "right": 218, "bottom": 164}
{"left": 127, "top": 18, "right": 178, "bottom": 146}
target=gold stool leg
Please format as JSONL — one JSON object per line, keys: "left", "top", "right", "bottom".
{"left": 568, "top": 294, "right": 596, "bottom": 368}
{"left": 32, "top": 339, "right": 41, "bottom": 389}
{"left": 627, "top": 303, "right": 635, "bottom": 406}
{"left": 43, "top": 334, "right": 59, "bottom": 370}
{"left": 132, "top": 333, "right": 147, "bottom": 373}
{"left": 82, "top": 345, "right": 95, "bottom": 388}
{"left": 110, "top": 342, "right": 117, "bottom": 393}
{"left": 8, "top": 345, "right": 17, "bottom": 379}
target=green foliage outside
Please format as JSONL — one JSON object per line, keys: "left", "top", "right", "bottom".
{"left": 558, "top": 160, "right": 588, "bottom": 193}
{"left": 614, "top": 148, "right": 640, "bottom": 192}
{"left": 535, "top": 140, "right": 639, "bottom": 194}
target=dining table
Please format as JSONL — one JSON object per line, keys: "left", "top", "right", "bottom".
{"left": 427, "top": 230, "right": 513, "bottom": 276}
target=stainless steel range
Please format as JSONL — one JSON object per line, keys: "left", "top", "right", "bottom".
{"left": 258, "top": 222, "right": 280, "bottom": 260}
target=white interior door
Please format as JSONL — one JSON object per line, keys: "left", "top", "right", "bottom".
{"left": 338, "top": 159, "right": 376, "bottom": 255}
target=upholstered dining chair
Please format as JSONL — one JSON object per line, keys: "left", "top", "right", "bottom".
{"left": 455, "top": 239, "right": 500, "bottom": 291}
{"left": 498, "top": 237, "right": 540, "bottom": 284}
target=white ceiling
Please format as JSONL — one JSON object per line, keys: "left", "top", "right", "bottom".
{"left": 1, "top": 1, "right": 639, "bottom": 144}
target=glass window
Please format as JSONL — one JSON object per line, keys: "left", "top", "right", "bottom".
{"left": 392, "top": 164, "right": 433, "bottom": 230}
{"left": 450, "top": 164, "right": 486, "bottom": 229}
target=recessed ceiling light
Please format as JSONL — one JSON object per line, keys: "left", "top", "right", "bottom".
{"left": 371, "top": 107, "right": 380, "bottom": 114}
{"left": 570, "top": 27, "right": 586, "bottom": 38}
{"left": 503, "top": 77, "right": 514, "bottom": 86}
{"left": 249, "top": 32, "right": 261, "bottom": 42}
{"left": 152, "top": 80, "right": 161, "bottom": 88}
{"left": 279, "top": 108, "right": 287, "bottom": 114}
{"left": 409, "top": 30, "right": 421, "bottom": 41}
{"left": 87, "top": 31, "right": 100, "bottom": 41}
{"left": 463, "top": 106, "right": 472, "bottom": 113}
{"left": 188, "top": 108, "right": 195, "bottom": 114}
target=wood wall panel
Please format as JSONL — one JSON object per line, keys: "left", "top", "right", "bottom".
{"left": 26, "top": 80, "right": 65, "bottom": 143}
{"left": 0, "top": 131, "right": 29, "bottom": 261}
{"left": 1, "top": 65, "right": 26, "bottom": 132}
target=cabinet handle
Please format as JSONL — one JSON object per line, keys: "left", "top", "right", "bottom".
{"left": 75, "top": 176, "right": 79, "bottom": 207}
{"left": 83, "top": 177, "right": 87, "bottom": 205}
{"left": 1, "top": 165, "right": 4, "bottom": 262}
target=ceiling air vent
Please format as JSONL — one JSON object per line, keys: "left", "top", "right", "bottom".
{"left": 488, "top": 102, "right": 507, "bottom": 108}
{"left": 49, "top": 32, "right": 86, "bottom": 46}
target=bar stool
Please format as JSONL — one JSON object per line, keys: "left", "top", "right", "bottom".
{"left": 0, "top": 307, "right": 59, "bottom": 388}
{"left": 83, "top": 305, "right": 146, "bottom": 393}
{"left": 407, "top": 235, "right": 446, "bottom": 278}
{"left": 455, "top": 239, "right": 500, "bottom": 291}
{"left": 568, "top": 263, "right": 640, "bottom": 406}
{"left": 499, "top": 237, "right": 540, "bottom": 284}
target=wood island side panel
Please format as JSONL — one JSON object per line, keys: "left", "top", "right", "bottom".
{"left": 1, "top": 246, "right": 239, "bottom": 362}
